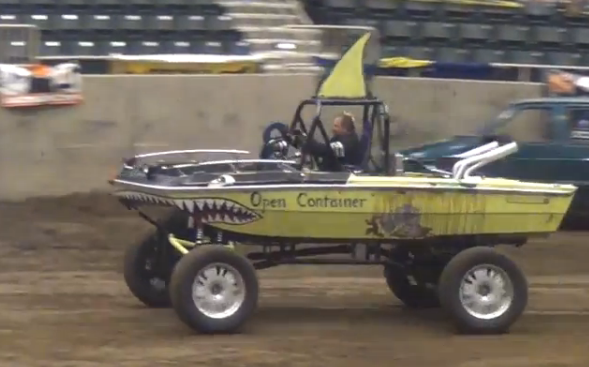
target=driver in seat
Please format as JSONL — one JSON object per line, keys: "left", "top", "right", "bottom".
{"left": 297, "top": 112, "right": 362, "bottom": 171}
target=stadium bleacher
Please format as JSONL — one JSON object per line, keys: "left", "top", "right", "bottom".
{"left": 0, "top": 0, "right": 251, "bottom": 56}
{"left": 1, "top": 0, "right": 588, "bottom": 70}
{"left": 303, "top": 0, "right": 589, "bottom": 66}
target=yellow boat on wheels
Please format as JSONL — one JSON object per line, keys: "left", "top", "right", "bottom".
{"left": 109, "top": 26, "right": 577, "bottom": 335}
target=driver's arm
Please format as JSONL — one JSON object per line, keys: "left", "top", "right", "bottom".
{"left": 306, "top": 137, "right": 336, "bottom": 157}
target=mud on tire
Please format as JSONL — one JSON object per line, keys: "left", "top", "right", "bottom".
{"left": 438, "top": 246, "right": 528, "bottom": 335}
{"left": 170, "top": 245, "right": 259, "bottom": 334}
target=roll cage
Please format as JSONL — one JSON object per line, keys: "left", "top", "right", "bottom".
{"left": 289, "top": 97, "right": 393, "bottom": 174}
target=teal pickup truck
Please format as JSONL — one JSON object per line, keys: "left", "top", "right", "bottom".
{"left": 401, "top": 97, "right": 589, "bottom": 228}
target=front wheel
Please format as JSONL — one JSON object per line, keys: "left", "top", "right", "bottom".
{"left": 123, "top": 237, "right": 174, "bottom": 308}
{"left": 170, "top": 245, "right": 259, "bottom": 334}
{"left": 438, "top": 246, "right": 528, "bottom": 335}
{"left": 384, "top": 266, "right": 440, "bottom": 309}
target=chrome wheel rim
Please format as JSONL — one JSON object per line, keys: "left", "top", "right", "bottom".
{"left": 459, "top": 264, "right": 514, "bottom": 320}
{"left": 192, "top": 263, "right": 246, "bottom": 319}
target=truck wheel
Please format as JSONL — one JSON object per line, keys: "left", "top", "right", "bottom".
{"left": 438, "top": 246, "right": 528, "bottom": 334}
{"left": 384, "top": 265, "right": 440, "bottom": 309}
{"left": 170, "top": 245, "right": 259, "bottom": 334}
{"left": 123, "top": 237, "right": 173, "bottom": 308}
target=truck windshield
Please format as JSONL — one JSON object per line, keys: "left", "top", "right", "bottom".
{"left": 477, "top": 107, "right": 517, "bottom": 136}
{"left": 478, "top": 106, "right": 551, "bottom": 142}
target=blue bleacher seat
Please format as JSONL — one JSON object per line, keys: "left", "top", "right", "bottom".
{"left": 480, "top": 5, "right": 521, "bottom": 24}
{"left": 86, "top": 14, "right": 114, "bottom": 31}
{"left": 40, "top": 40, "right": 63, "bottom": 56}
{"left": 443, "top": 1, "right": 482, "bottom": 21}
{"left": 100, "top": 40, "right": 128, "bottom": 55}
{"left": 129, "top": 0, "right": 154, "bottom": 6}
{"left": 69, "top": 41, "right": 101, "bottom": 56}
{"left": 420, "top": 22, "right": 457, "bottom": 46}
{"left": 93, "top": 0, "right": 122, "bottom": 6}
{"left": 54, "top": 14, "right": 83, "bottom": 31}
{"left": 201, "top": 40, "right": 223, "bottom": 55}
{"left": 472, "top": 49, "right": 506, "bottom": 64}
{"left": 405, "top": 46, "right": 434, "bottom": 60}
{"left": 229, "top": 41, "right": 251, "bottom": 56}
{"left": 572, "top": 28, "right": 589, "bottom": 48}
{"left": 459, "top": 23, "right": 494, "bottom": 47}
{"left": 324, "top": 0, "right": 357, "bottom": 11}
{"left": 207, "top": 15, "right": 234, "bottom": 31}
{"left": 0, "top": 14, "right": 24, "bottom": 24}
{"left": 24, "top": 14, "right": 54, "bottom": 30}
{"left": 161, "top": 40, "right": 196, "bottom": 54}
{"left": 1, "top": 0, "right": 247, "bottom": 58}
{"left": 299, "top": 0, "right": 589, "bottom": 69}
{"left": 364, "top": 0, "right": 398, "bottom": 16}
{"left": 436, "top": 47, "right": 470, "bottom": 63}
{"left": 28, "top": 0, "right": 56, "bottom": 7}
{"left": 524, "top": 1, "right": 556, "bottom": 25}
{"left": 128, "top": 40, "right": 162, "bottom": 55}
{"left": 405, "top": 0, "right": 439, "bottom": 20}
{"left": 508, "top": 50, "right": 546, "bottom": 65}
{"left": 383, "top": 20, "right": 418, "bottom": 42}
{"left": 145, "top": 14, "right": 175, "bottom": 31}
{"left": 497, "top": 25, "right": 531, "bottom": 47}
{"left": 533, "top": 25, "right": 567, "bottom": 49}
{"left": 382, "top": 44, "right": 406, "bottom": 58}
{"left": 176, "top": 15, "right": 206, "bottom": 31}
{"left": 59, "top": 0, "right": 90, "bottom": 6}
{"left": 546, "top": 51, "right": 582, "bottom": 66}
{"left": 113, "top": 14, "right": 146, "bottom": 31}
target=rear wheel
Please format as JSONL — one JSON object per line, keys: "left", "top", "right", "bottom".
{"left": 438, "top": 246, "right": 528, "bottom": 334}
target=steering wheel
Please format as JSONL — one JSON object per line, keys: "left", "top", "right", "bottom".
{"left": 260, "top": 122, "right": 322, "bottom": 170}
{"left": 286, "top": 129, "right": 318, "bottom": 170}
{"left": 260, "top": 122, "right": 291, "bottom": 160}
{"left": 262, "top": 122, "right": 290, "bottom": 144}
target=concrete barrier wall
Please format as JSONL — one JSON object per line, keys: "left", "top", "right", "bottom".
{"left": 0, "top": 75, "right": 543, "bottom": 200}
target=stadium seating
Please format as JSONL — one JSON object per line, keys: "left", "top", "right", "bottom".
{"left": 0, "top": 0, "right": 251, "bottom": 56}
{"left": 302, "top": 0, "right": 589, "bottom": 66}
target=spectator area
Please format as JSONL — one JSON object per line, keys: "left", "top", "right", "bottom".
{"left": 303, "top": 0, "right": 589, "bottom": 66}
{"left": 0, "top": 0, "right": 251, "bottom": 56}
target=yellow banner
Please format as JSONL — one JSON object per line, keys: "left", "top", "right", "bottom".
{"left": 109, "top": 59, "right": 260, "bottom": 75}
{"left": 379, "top": 57, "right": 433, "bottom": 69}
{"left": 415, "top": 0, "right": 523, "bottom": 8}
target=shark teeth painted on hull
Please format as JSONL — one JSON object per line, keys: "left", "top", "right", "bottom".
{"left": 114, "top": 191, "right": 261, "bottom": 225}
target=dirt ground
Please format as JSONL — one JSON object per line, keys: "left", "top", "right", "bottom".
{"left": 2, "top": 194, "right": 589, "bottom": 367}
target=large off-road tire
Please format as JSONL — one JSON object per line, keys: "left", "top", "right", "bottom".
{"left": 170, "top": 245, "right": 259, "bottom": 334}
{"left": 384, "top": 265, "right": 440, "bottom": 309}
{"left": 438, "top": 246, "right": 528, "bottom": 335}
{"left": 123, "top": 211, "right": 188, "bottom": 308}
{"left": 123, "top": 237, "right": 173, "bottom": 308}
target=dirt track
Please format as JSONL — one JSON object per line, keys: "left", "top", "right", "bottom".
{"left": 2, "top": 193, "right": 589, "bottom": 367}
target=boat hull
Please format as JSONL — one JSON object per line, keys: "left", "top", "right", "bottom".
{"left": 113, "top": 178, "right": 575, "bottom": 240}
